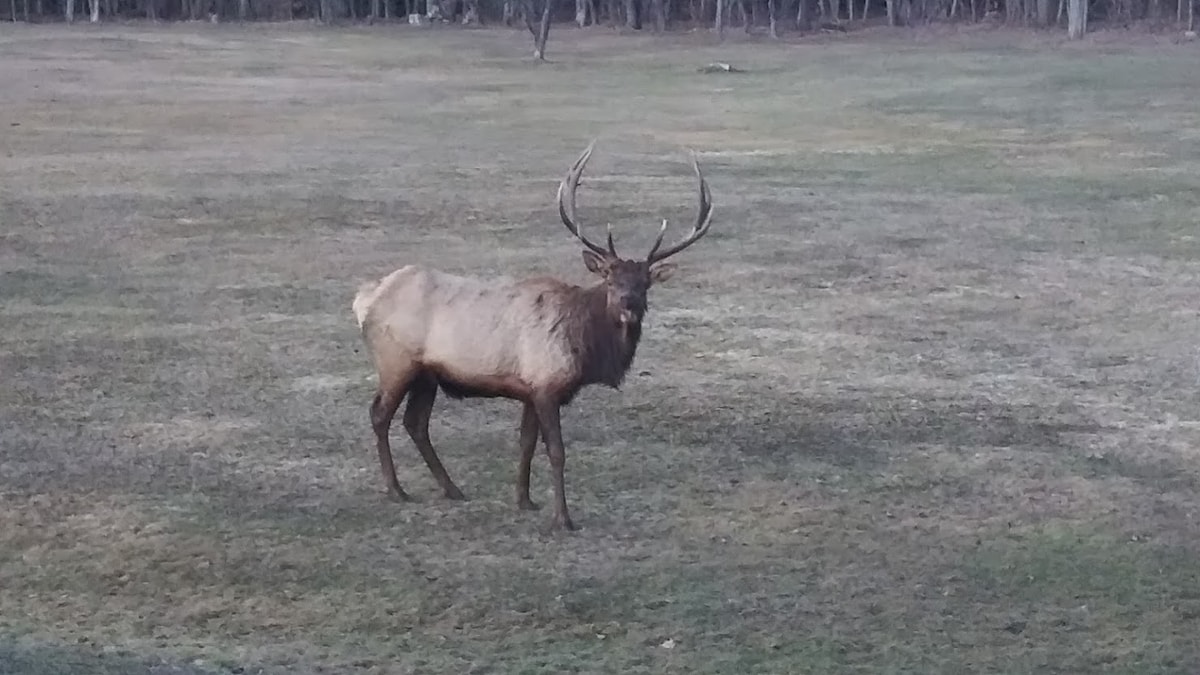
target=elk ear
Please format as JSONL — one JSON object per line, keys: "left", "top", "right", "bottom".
{"left": 582, "top": 250, "right": 609, "bottom": 276}
{"left": 649, "top": 262, "right": 677, "bottom": 285}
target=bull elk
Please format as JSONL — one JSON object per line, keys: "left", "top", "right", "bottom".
{"left": 351, "top": 140, "right": 714, "bottom": 530}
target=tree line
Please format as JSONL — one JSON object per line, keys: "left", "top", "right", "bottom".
{"left": 4, "top": 0, "right": 1195, "bottom": 49}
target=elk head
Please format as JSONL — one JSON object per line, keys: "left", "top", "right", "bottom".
{"left": 557, "top": 140, "right": 714, "bottom": 327}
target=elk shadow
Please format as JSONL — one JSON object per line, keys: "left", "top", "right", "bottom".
{"left": 0, "top": 641, "right": 232, "bottom": 675}
{"left": 594, "top": 383, "right": 1108, "bottom": 478}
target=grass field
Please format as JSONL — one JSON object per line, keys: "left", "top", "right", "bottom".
{"left": 2, "top": 21, "right": 1200, "bottom": 674}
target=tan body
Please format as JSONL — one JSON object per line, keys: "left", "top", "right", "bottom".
{"left": 354, "top": 265, "right": 638, "bottom": 403}
{"left": 352, "top": 141, "right": 713, "bottom": 530}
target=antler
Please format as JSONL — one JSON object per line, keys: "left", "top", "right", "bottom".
{"left": 558, "top": 139, "right": 619, "bottom": 258}
{"left": 645, "top": 149, "right": 714, "bottom": 264}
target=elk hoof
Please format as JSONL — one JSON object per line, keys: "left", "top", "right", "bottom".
{"left": 554, "top": 515, "right": 577, "bottom": 531}
{"left": 387, "top": 488, "right": 412, "bottom": 503}
{"left": 517, "top": 498, "right": 541, "bottom": 511}
{"left": 444, "top": 485, "right": 467, "bottom": 501}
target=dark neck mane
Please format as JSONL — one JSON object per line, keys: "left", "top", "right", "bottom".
{"left": 561, "top": 284, "right": 642, "bottom": 393}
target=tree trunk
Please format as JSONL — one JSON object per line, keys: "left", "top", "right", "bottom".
{"left": 1067, "top": 0, "right": 1084, "bottom": 36}
{"left": 89, "top": 0, "right": 98, "bottom": 20}
{"left": 767, "top": 0, "right": 778, "bottom": 32}
{"left": 524, "top": 0, "right": 552, "bottom": 58}
{"left": 796, "top": 0, "right": 815, "bottom": 25}
{"left": 740, "top": 0, "right": 750, "bottom": 28}
{"left": 1035, "top": 0, "right": 1050, "bottom": 22}
{"left": 714, "top": 0, "right": 724, "bottom": 34}
{"left": 319, "top": 0, "right": 332, "bottom": 21}
{"left": 624, "top": 0, "right": 639, "bottom": 26}
{"left": 651, "top": 0, "right": 664, "bottom": 28}
{"left": 885, "top": 0, "right": 897, "bottom": 23}
{"left": 535, "top": 0, "right": 551, "bottom": 57}
{"left": 575, "top": 0, "right": 587, "bottom": 23}
{"left": 64, "top": 0, "right": 73, "bottom": 21}
{"left": 1109, "top": 0, "right": 1124, "bottom": 24}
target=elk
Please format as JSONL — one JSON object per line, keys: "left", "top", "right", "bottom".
{"left": 351, "top": 140, "right": 714, "bottom": 530}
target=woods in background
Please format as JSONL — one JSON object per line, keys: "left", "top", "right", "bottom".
{"left": 4, "top": 0, "right": 1196, "bottom": 47}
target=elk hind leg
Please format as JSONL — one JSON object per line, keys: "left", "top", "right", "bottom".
{"left": 370, "top": 368, "right": 417, "bottom": 503}
{"left": 403, "top": 372, "right": 466, "bottom": 500}
{"left": 515, "top": 401, "right": 540, "bottom": 511}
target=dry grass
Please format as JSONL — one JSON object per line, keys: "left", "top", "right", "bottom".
{"left": 2, "top": 21, "right": 1200, "bottom": 674}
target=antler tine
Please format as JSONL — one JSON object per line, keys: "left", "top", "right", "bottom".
{"left": 645, "top": 218, "right": 669, "bottom": 260}
{"left": 557, "top": 139, "right": 613, "bottom": 257}
{"left": 646, "top": 149, "right": 714, "bottom": 264}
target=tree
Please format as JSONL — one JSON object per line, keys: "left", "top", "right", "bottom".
{"left": 1036, "top": 0, "right": 1052, "bottom": 24}
{"left": 796, "top": 0, "right": 816, "bottom": 27}
{"left": 522, "top": 0, "right": 553, "bottom": 59}
{"left": 1067, "top": 0, "right": 1085, "bottom": 37}
{"left": 625, "top": 0, "right": 641, "bottom": 27}
{"left": 463, "top": 0, "right": 479, "bottom": 23}
{"left": 651, "top": 0, "right": 665, "bottom": 30}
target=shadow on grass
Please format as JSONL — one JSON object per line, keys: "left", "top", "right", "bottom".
{"left": 0, "top": 640, "right": 247, "bottom": 675}
{"left": 622, "top": 387, "right": 1103, "bottom": 472}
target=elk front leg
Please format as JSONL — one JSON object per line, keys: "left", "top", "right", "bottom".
{"left": 533, "top": 395, "right": 575, "bottom": 530}
{"left": 516, "top": 401, "right": 540, "bottom": 511}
